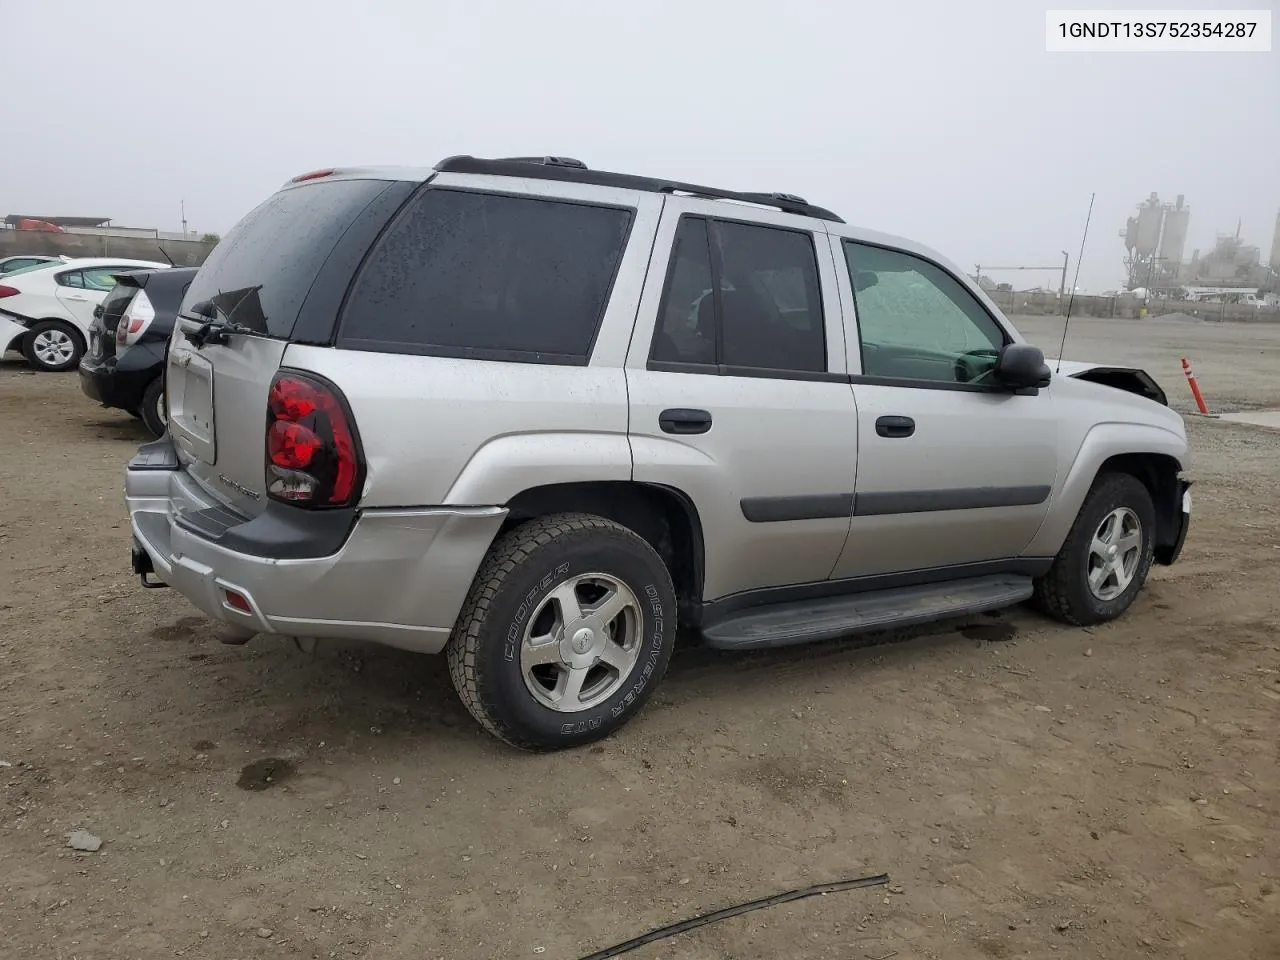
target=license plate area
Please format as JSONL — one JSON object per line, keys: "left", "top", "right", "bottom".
{"left": 167, "top": 349, "right": 216, "bottom": 463}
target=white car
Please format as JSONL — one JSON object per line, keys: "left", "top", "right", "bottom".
{"left": 0, "top": 257, "right": 169, "bottom": 371}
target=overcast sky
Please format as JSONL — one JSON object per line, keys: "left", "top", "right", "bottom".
{"left": 3, "top": 0, "right": 1277, "bottom": 291}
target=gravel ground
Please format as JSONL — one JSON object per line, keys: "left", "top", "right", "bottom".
{"left": 1, "top": 314, "right": 1278, "bottom": 960}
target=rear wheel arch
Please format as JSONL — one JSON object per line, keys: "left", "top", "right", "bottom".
{"left": 501, "top": 481, "right": 705, "bottom": 625}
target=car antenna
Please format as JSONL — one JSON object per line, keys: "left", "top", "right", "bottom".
{"left": 1055, "top": 191, "right": 1095, "bottom": 374}
{"left": 155, "top": 244, "right": 175, "bottom": 267}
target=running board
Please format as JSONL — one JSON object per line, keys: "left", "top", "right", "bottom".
{"left": 700, "top": 575, "right": 1034, "bottom": 651}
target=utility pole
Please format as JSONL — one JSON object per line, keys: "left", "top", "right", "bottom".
{"left": 181, "top": 200, "right": 188, "bottom": 239}
{"left": 1059, "top": 251, "right": 1069, "bottom": 301}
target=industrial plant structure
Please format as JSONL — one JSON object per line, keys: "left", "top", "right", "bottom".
{"left": 1121, "top": 192, "right": 1190, "bottom": 291}
{"left": 1121, "top": 194, "right": 1279, "bottom": 296}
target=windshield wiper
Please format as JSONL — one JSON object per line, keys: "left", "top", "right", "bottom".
{"left": 186, "top": 291, "right": 259, "bottom": 348}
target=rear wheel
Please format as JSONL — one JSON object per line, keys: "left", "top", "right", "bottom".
{"left": 23, "top": 320, "right": 84, "bottom": 372}
{"left": 139, "top": 377, "right": 167, "bottom": 438}
{"left": 447, "top": 513, "right": 676, "bottom": 751}
{"left": 1034, "top": 472, "right": 1155, "bottom": 626}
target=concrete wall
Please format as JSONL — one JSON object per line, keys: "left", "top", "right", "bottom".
{"left": 986, "top": 288, "right": 1280, "bottom": 323}
{"left": 1149, "top": 299, "right": 1280, "bottom": 324}
{"left": 0, "top": 229, "right": 215, "bottom": 267}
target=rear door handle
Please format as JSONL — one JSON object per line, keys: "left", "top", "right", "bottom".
{"left": 875, "top": 415, "right": 915, "bottom": 438}
{"left": 65, "top": 295, "right": 89, "bottom": 302}
{"left": 659, "top": 408, "right": 713, "bottom": 435}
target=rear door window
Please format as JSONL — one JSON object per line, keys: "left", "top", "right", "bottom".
{"left": 180, "top": 178, "right": 395, "bottom": 338}
{"left": 713, "top": 220, "right": 826, "bottom": 373}
{"left": 339, "top": 188, "right": 634, "bottom": 364}
{"left": 81, "top": 268, "right": 125, "bottom": 292}
{"left": 649, "top": 216, "right": 827, "bottom": 376}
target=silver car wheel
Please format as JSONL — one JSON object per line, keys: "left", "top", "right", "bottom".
{"left": 520, "top": 572, "right": 643, "bottom": 713}
{"left": 33, "top": 329, "right": 75, "bottom": 367}
{"left": 1087, "top": 506, "right": 1142, "bottom": 601}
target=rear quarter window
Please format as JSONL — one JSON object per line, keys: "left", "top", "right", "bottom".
{"left": 338, "top": 188, "right": 634, "bottom": 364}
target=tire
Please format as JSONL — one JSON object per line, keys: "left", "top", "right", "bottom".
{"left": 447, "top": 512, "right": 677, "bottom": 751}
{"left": 1034, "top": 472, "right": 1155, "bottom": 626}
{"left": 139, "top": 377, "right": 167, "bottom": 438}
{"left": 23, "top": 320, "right": 84, "bottom": 372}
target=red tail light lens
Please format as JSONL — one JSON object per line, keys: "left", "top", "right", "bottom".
{"left": 116, "top": 290, "right": 156, "bottom": 348}
{"left": 0, "top": 285, "right": 19, "bottom": 298}
{"left": 265, "top": 371, "right": 363, "bottom": 508}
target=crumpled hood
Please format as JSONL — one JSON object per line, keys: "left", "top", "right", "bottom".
{"left": 1052, "top": 359, "right": 1169, "bottom": 407}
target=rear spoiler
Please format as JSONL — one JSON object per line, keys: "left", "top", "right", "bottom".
{"left": 109, "top": 266, "right": 200, "bottom": 288}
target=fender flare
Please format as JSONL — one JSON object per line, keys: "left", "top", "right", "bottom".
{"left": 442, "top": 431, "right": 633, "bottom": 505}
{"left": 1024, "top": 421, "right": 1188, "bottom": 558}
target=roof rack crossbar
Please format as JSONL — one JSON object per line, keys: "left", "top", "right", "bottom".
{"left": 432, "top": 155, "right": 844, "bottom": 223}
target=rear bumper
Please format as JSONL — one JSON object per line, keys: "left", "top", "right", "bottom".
{"left": 0, "top": 315, "right": 27, "bottom": 356}
{"left": 79, "top": 346, "right": 161, "bottom": 411}
{"left": 125, "top": 447, "right": 506, "bottom": 654}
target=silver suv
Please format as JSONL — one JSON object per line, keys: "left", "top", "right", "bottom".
{"left": 125, "top": 156, "right": 1191, "bottom": 750}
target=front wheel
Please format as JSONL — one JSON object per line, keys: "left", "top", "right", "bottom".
{"left": 447, "top": 513, "right": 676, "bottom": 751}
{"left": 1034, "top": 472, "right": 1155, "bottom": 626}
{"left": 23, "top": 320, "right": 84, "bottom": 372}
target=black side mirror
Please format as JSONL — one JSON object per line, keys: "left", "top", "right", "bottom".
{"left": 994, "top": 343, "right": 1051, "bottom": 390}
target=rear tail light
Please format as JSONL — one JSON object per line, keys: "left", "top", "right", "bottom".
{"left": 116, "top": 290, "right": 156, "bottom": 349}
{"left": 0, "top": 285, "right": 19, "bottom": 298}
{"left": 265, "top": 371, "right": 363, "bottom": 508}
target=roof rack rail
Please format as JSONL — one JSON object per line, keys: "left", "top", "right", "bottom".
{"left": 496, "top": 155, "right": 587, "bottom": 169}
{"left": 432, "top": 155, "right": 844, "bottom": 223}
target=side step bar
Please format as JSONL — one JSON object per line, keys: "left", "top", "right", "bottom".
{"left": 700, "top": 575, "right": 1034, "bottom": 651}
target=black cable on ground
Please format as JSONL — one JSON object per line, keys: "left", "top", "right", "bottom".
{"left": 574, "top": 872, "right": 890, "bottom": 960}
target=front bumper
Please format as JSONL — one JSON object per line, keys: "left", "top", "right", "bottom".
{"left": 125, "top": 445, "right": 507, "bottom": 654}
{"left": 1155, "top": 480, "right": 1192, "bottom": 566}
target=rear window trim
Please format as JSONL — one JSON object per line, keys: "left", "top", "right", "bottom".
{"left": 333, "top": 184, "right": 637, "bottom": 366}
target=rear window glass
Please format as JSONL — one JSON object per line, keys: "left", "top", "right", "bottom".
{"left": 180, "top": 178, "right": 392, "bottom": 338}
{"left": 339, "top": 188, "right": 634, "bottom": 363}
{"left": 99, "top": 283, "right": 138, "bottom": 326}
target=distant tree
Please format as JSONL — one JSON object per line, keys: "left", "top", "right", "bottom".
{"left": 200, "top": 232, "right": 221, "bottom": 244}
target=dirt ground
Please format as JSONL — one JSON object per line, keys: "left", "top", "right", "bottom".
{"left": 1, "top": 315, "right": 1278, "bottom": 960}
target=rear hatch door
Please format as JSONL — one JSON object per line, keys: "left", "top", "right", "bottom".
{"left": 164, "top": 175, "right": 416, "bottom": 517}
{"left": 90, "top": 280, "right": 139, "bottom": 362}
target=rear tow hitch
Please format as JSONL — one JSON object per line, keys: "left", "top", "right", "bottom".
{"left": 132, "top": 541, "right": 168, "bottom": 589}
